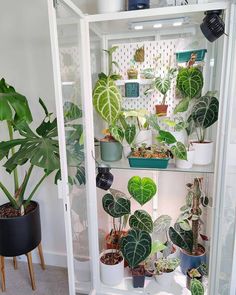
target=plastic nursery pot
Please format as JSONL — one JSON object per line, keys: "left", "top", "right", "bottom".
{"left": 100, "top": 140, "right": 123, "bottom": 162}
{"left": 128, "top": 0, "right": 150, "bottom": 10}
{"left": 135, "top": 130, "right": 152, "bottom": 147}
{"left": 132, "top": 265, "right": 145, "bottom": 288}
{"left": 100, "top": 250, "right": 124, "bottom": 286}
{"left": 180, "top": 245, "right": 206, "bottom": 275}
{"left": 97, "top": 0, "right": 125, "bottom": 13}
{"left": 175, "top": 150, "right": 195, "bottom": 169}
{"left": 155, "top": 105, "right": 168, "bottom": 117}
{"left": 0, "top": 201, "right": 41, "bottom": 257}
{"left": 128, "top": 157, "right": 170, "bottom": 169}
{"left": 191, "top": 141, "right": 214, "bottom": 165}
{"left": 96, "top": 166, "right": 114, "bottom": 191}
{"left": 186, "top": 270, "right": 203, "bottom": 290}
{"left": 175, "top": 49, "right": 207, "bottom": 63}
{"left": 200, "top": 10, "right": 225, "bottom": 43}
{"left": 154, "top": 271, "right": 175, "bottom": 288}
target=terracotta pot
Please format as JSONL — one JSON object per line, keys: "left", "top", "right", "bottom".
{"left": 155, "top": 105, "right": 168, "bottom": 117}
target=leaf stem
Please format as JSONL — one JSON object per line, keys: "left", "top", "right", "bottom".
{"left": 0, "top": 182, "right": 18, "bottom": 208}
{"left": 7, "top": 121, "right": 19, "bottom": 193}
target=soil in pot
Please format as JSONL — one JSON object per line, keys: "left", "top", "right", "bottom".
{"left": 100, "top": 252, "right": 123, "bottom": 265}
{"left": 186, "top": 270, "right": 202, "bottom": 290}
{"left": 106, "top": 230, "right": 127, "bottom": 250}
{"left": 155, "top": 105, "right": 168, "bottom": 117}
{"left": 0, "top": 202, "right": 36, "bottom": 218}
{"left": 132, "top": 265, "right": 145, "bottom": 288}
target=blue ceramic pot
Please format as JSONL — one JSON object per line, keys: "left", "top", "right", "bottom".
{"left": 128, "top": 0, "right": 150, "bottom": 10}
{"left": 180, "top": 245, "right": 206, "bottom": 275}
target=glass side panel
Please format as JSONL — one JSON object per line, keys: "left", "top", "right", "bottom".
{"left": 56, "top": 3, "right": 91, "bottom": 294}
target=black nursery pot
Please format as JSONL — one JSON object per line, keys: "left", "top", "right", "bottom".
{"left": 132, "top": 266, "right": 145, "bottom": 288}
{"left": 128, "top": 0, "right": 150, "bottom": 10}
{"left": 0, "top": 201, "right": 41, "bottom": 257}
{"left": 186, "top": 271, "right": 203, "bottom": 290}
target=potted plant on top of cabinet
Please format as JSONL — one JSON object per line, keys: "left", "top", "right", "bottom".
{"left": 154, "top": 257, "right": 180, "bottom": 287}
{"left": 93, "top": 46, "right": 124, "bottom": 162}
{"left": 186, "top": 263, "right": 207, "bottom": 290}
{"left": 100, "top": 189, "right": 131, "bottom": 286}
{"left": 174, "top": 66, "right": 204, "bottom": 114}
{"left": 168, "top": 178, "right": 209, "bottom": 274}
{"left": 0, "top": 78, "right": 61, "bottom": 259}
{"left": 186, "top": 93, "right": 219, "bottom": 165}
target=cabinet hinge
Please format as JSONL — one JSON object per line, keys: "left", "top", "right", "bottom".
{"left": 53, "top": 0, "right": 59, "bottom": 8}
{"left": 65, "top": 203, "right": 68, "bottom": 212}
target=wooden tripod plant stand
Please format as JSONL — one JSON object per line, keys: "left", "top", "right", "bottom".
{"left": 0, "top": 243, "right": 45, "bottom": 292}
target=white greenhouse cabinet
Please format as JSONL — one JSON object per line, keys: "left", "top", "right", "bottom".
{"left": 47, "top": 1, "right": 236, "bottom": 295}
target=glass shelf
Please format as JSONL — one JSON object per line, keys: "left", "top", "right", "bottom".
{"left": 97, "top": 157, "right": 214, "bottom": 174}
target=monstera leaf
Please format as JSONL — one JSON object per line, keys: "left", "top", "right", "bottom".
{"left": 0, "top": 78, "right": 32, "bottom": 123}
{"left": 176, "top": 67, "right": 203, "bottom": 99}
{"left": 124, "top": 125, "right": 136, "bottom": 145}
{"left": 169, "top": 226, "right": 193, "bottom": 253}
{"left": 93, "top": 77, "right": 121, "bottom": 125}
{"left": 153, "top": 215, "right": 172, "bottom": 235}
{"left": 102, "top": 193, "right": 130, "bottom": 218}
{"left": 109, "top": 125, "right": 124, "bottom": 143}
{"left": 120, "top": 228, "right": 152, "bottom": 269}
{"left": 171, "top": 142, "right": 187, "bottom": 160}
{"left": 129, "top": 210, "right": 153, "bottom": 233}
{"left": 190, "top": 279, "right": 204, "bottom": 295}
{"left": 128, "top": 176, "right": 157, "bottom": 206}
{"left": 190, "top": 96, "right": 219, "bottom": 130}
{"left": 154, "top": 77, "right": 171, "bottom": 96}
{"left": 64, "top": 101, "right": 82, "bottom": 122}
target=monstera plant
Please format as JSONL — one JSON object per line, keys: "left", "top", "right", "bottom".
{"left": 169, "top": 178, "right": 208, "bottom": 274}
{"left": 174, "top": 67, "right": 204, "bottom": 114}
{"left": 186, "top": 94, "right": 219, "bottom": 165}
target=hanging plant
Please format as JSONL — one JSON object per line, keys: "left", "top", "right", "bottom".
{"left": 134, "top": 46, "right": 145, "bottom": 63}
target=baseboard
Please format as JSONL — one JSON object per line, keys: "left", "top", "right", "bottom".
{"left": 14, "top": 250, "right": 68, "bottom": 268}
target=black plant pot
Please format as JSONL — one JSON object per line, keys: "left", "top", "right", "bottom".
{"left": 0, "top": 201, "right": 41, "bottom": 257}
{"left": 128, "top": 0, "right": 150, "bottom": 10}
{"left": 186, "top": 271, "right": 202, "bottom": 290}
{"left": 132, "top": 266, "right": 145, "bottom": 288}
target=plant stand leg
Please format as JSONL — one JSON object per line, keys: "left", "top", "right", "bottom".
{"left": 26, "top": 252, "right": 36, "bottom": 291}
{"left": 13, "top": 257, "right": 18, "bottom": 270}
{"left": 0, "top": 256, "right": 6, "bottom": 292}
{"left": 38, "top": 243, "right": 45, "bottom": 270}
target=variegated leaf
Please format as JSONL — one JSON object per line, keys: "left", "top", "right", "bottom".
{"left": 129, "top": 210, "right": 153, "bottom": 233}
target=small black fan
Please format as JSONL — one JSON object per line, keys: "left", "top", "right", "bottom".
{"left": 200, "top": 10, "right": 225, "bottom": 43}
{"left": 128, "top": 0, "right": 150, "bottom": 10}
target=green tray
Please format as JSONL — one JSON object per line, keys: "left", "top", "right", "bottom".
{"left": 128, "top": 157, "right": 170, "bottom": 169}
{"left": 176, "top": 49, "right": 207, "bottom": 63}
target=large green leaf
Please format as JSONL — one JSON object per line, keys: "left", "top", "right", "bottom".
{"left": 169, "top": 226, "right": 193, "bottom": 253}
{"left": 109, "top": 125, "right": 124, "bottom": 143}
{"left": 93, "top": 77, "right": 121, "bottom": 125}
{"left": 129, "top": 210, "right": 153, "bottom": 233}
{"left": 102, "top": 193, "right": 130, "bottom": 218}
{"left": 120, "top": 228, "right": 152, "bottom": 269}
{"left": 190, "top": 96, "right": 219, "bottom": 129}
{"left": 128, "top": 176, "right": 157, "bottom": 206}
{"left": 176, "top": 68, "right": 203, "bottom": 99}
{"left": 153, "top": 215, "right": 172, "bottom": 235}
{"left": 157, "top": 130, "right": 177, "bottom": 145}
{"left": 64, "top": 102, "right": 82, "bottom": 122}
{"left": 155, "top": 77, "right": 171, "bottom": 96}
{"left": 171, "top": 142, "right": 187, "bottom": 160}
{"left": 124, "top": 125, "right": 136, "bottom": 145}
{"left": 0, "top": 78, "right": 32, "bottom": 123}
{"left": 174, "top": 97, "right": 190, "bottom": 114}
{"left": 190, "top": 279, "right": 204, "bottom": 295}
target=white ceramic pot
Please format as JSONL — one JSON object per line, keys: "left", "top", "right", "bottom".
{"left": 135, "top": 130, "right": 152, "bottom": 147}
{"left": 74, "top": 257, "right": 91, "bottom": 282}
{"left": 155, "top": 271, "right": 174, "bottom": 287}
{"left": 175, "top": 150, "right": 195, "bottom": 169}
{"left": 123, "top": 144, "right": 131, "bottom": 158}
{"left": 97, "top": 0, "right": 125, "bottom": 13}
{"left": 192, "top": 141, "right": 214, "bottom": 165}
{"left": 100, "top": 250, "right": 124, "bottom": 286}
{"left": 171, "top": 130, "right": 187, "bottom": 145}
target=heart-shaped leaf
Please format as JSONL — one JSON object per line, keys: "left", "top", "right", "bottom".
{"left": 110, "top": 125, "right": 124, "bottom": 143}
{"left": 102, "top": 193, "right": 130, "bottom": 218}
{"left": 153, "top": 215, "right": 172, "bottom": 235}
{"left": 171, "top": 141, "right": 187, "bottom": 160}
{"left": 157, "top": 130, "right": 177, "bottom": 145}
{"left": 125, "top": 125, "right": 136, "bottom": 145}
{"left": 169, "top": 225, "right": 193, "bottom": 253}
{"left": 128, "top": 176, "right": 157, "bottom": 206}
{"left": 129, "top": 210, "right": 153, "bottom": 233}
{"left": 155, "top": 77, "right": 171, "bottom": 96}
{"left": 120, "top": 228, "right": 151, "bottom": 269}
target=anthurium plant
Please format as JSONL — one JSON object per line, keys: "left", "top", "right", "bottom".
{"left": 0, "top": 78, "right": 84, "bottom": 213}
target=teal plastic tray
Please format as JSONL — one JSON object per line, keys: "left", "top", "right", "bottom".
{"left": 176, "top": 49, "right": 207, "bottom": 63}
{"left": 128, "top": 157, "right": 170, "bottom": 169}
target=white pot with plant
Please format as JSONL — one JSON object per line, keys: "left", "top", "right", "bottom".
{"left": 186, "top": 94, "right": 219, "bottom": 165}
{"left": 175, "top": 148, "right": 195, "bottom": 169}
{"left": 97, "top": 0, "right": 125, "bottom": 14}
{"left": 123, "top": 109, "right": 152, "bottom": 147}
{"left": 154, "top": 257, "right": 180, "bottom": 287}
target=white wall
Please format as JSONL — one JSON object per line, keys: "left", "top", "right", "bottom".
{"left": 0, "top": 0, "right": 67, "bottom": 266}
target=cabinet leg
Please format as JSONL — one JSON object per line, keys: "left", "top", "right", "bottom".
{"left": 38, "top": 243, "right": 45, "bottom": 270}
{"left": 13, "top": 257, "right": 18, "bottom": 270}
{"left": 26, "top": 252, "right": 36, "bottom": 291}
{"left": 0, "top": 256, "right": 6, "bottom": 292}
